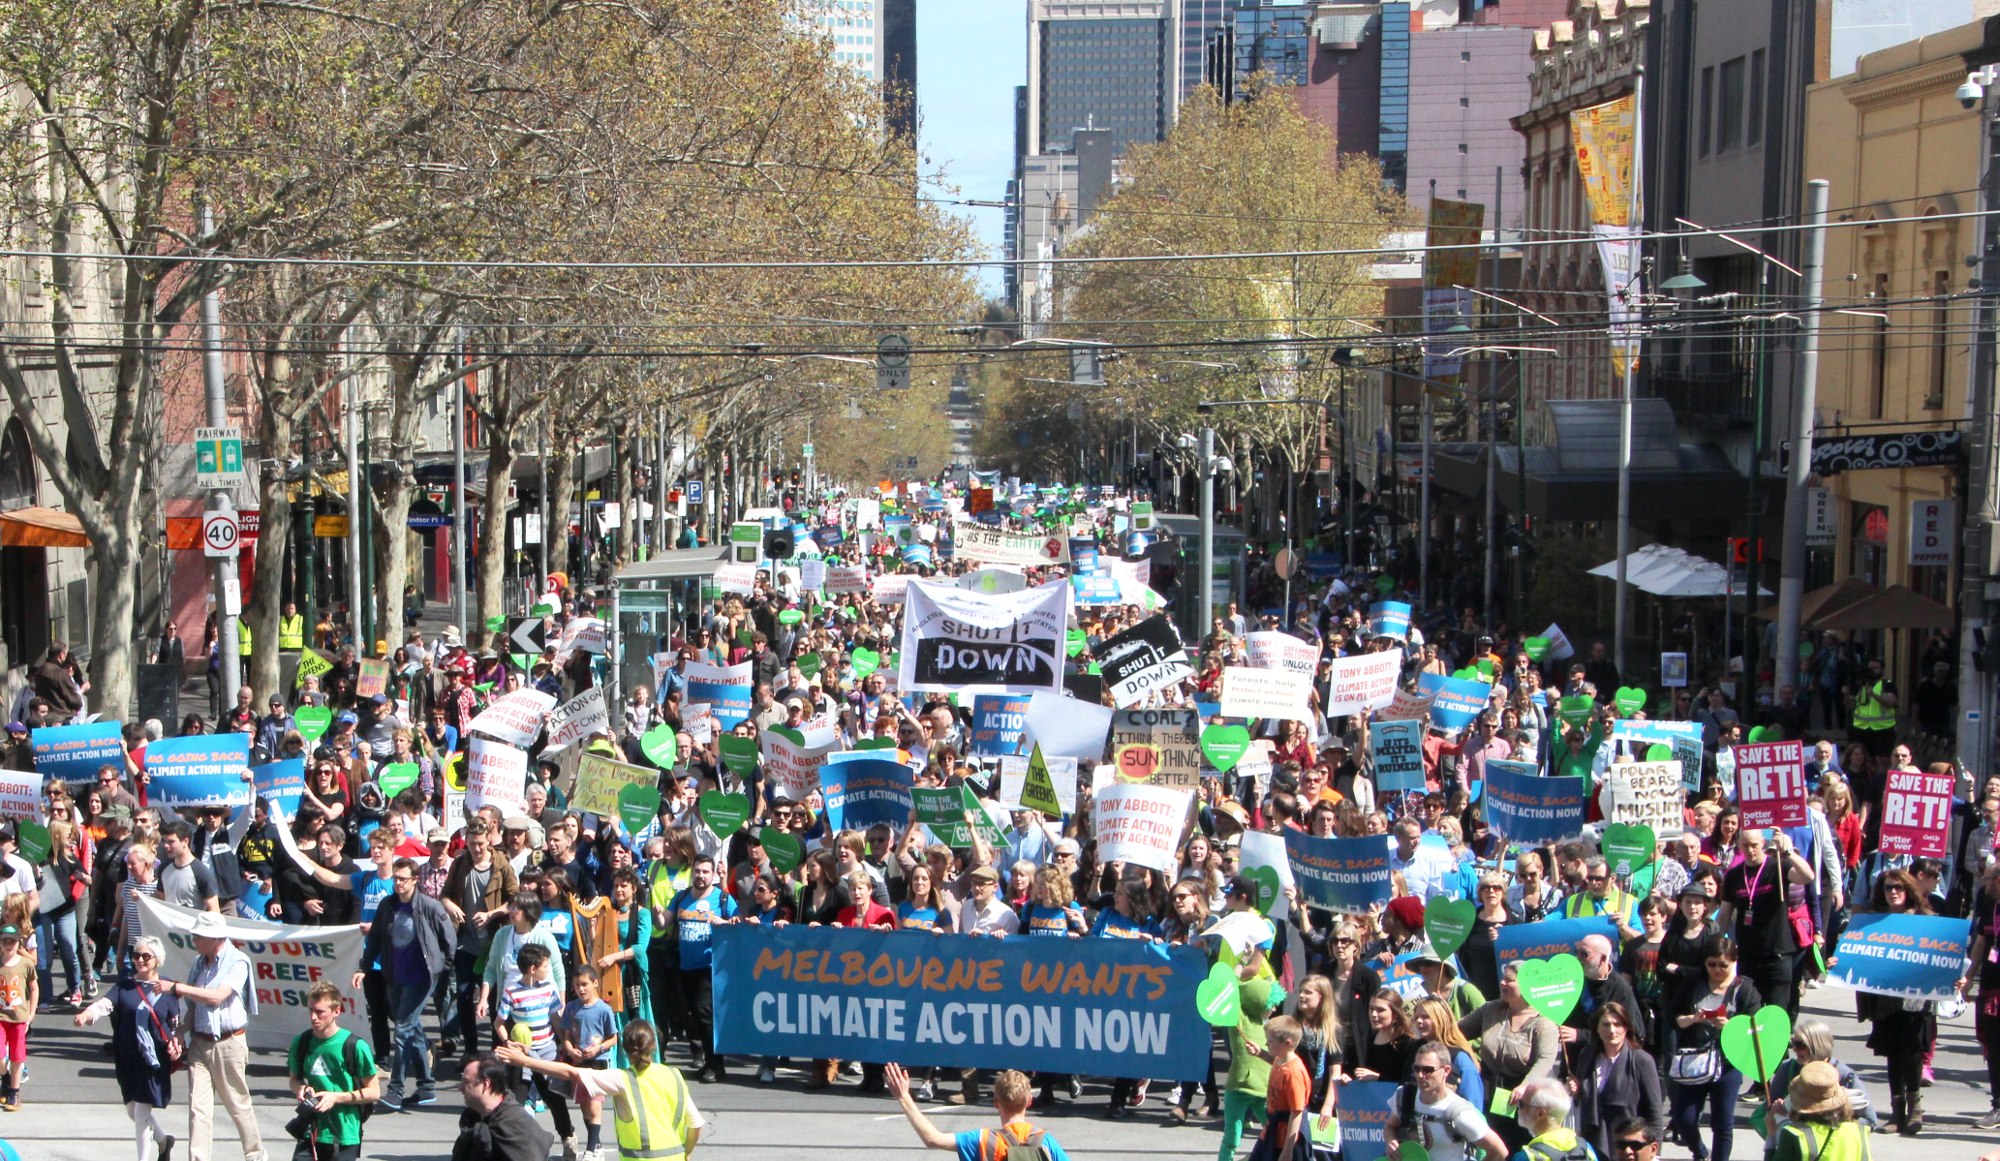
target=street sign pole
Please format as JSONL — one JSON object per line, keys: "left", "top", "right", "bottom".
{"left": 198, "top": 207, "right": 242, "bottom": 712}
{"left": 454, "top": 334, "right": 469, "bottom": 643}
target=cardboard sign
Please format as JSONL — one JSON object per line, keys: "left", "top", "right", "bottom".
{"left": 826, "top": 564, "right": 868, "bottom": 594}
{"left": 1733, "top": 740, "right": 1806, "bottom": 829}
{"left": 572, "top": 751, "right": 657, "bottom": 818}
{"left": 1218, "top": 666, "right": 1313, "bottom": 722}
{"left": 1244, "top": 631, "right": 1318, "bottom": 676}
{"left": 999, "top": 749, "right": 1077, "bottom": 816}
{"left": 1879, "top": 769, "right": 1954, "bottom": 858}
{"left": 1323, "top": 651, "right": 1403, "bottom": 718}
{"left": 542, "top": 687, "right": 610, "bottom": 753}
{"left": 1107, "top": 708, "right": 1202, "bottom": 788}
{"left": 468, "top": 689, "right": 556, "bottom": 748}
{"left": 355, "top": 659, "right": 390, "bottom": 700}
{"left": 1097, "top": 615, "right": 1193, "bottom": 707}
{"left": 870, "top": 573, "right": 910, "bottom": 604}
{"left": 969, "top": 694, "right": 1033, "bottom": 757}
{"left": 1368, "top": 719, "right": 1426, "bottom": 793}
{"left": 1599, "top": 759, "right": 1685, "bottom": 836}
{"left": 1022, "top": 689, "right": 1114, "bottom": 762}
{"left": 761, "top": 727, "right": 836, "bottom": 801}
{"left": 464, "top": 738, "right": 528, "bottom": 813}
{"left": 1091, "top": 783, "right": 1191, "bottom": 874}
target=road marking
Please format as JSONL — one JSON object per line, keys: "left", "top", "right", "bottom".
{"left": 873, "top": 1105, "right": 959, "bottom": 1120}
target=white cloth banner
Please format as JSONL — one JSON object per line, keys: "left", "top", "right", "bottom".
{"left": 1218, "top": 666, "right": 1313, "bottom": 722}
{"left": 897, "top": 579, "right": 1070, "bottom": 695}
{"left": 137, "top": 895, "right": 365, "bottom": 1051}
{"left": 1091, "top": 783, "right": 1191, "bottom": 875}
{"left": 542, "top": 687, "right": 609, "bottom": 753}
{"left": 761, "top": 729, "right": 836, "bottom": 800}
{"left": 1245, "top": 631, "right": 1319, "bottom": 676}
{"left": 468, "top": 689, "right": 556, "bottom": 747}
{"left": 465, "top": 737, "right": 529, "bottom": 814}
{"left": 1324, "top": 652, "right": 1404, "bottom": 717}
{"left": 949, "top": 519, "right": 1070, "bottom": 567}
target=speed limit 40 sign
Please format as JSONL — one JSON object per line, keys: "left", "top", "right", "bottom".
{"left": 202, "top": 511, "right": 240, "bottom": 558}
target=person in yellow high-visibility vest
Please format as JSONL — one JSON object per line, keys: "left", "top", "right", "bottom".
{"left": 499, "top": 1019, "right": 702, "bottom": 1161}
{"left": 237, "top": 618, "right": 254, "bottom": 685}
{"left": 278, "top": 601, "right": 306, "bottom": 651}
{"left": 1848, "top": 655, "right": 1899, "bottom": 758}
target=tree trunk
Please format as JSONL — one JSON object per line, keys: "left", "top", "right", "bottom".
{"left": 371, "top": 383, "right": 425, "bottom": 646}
{"left": 247, "top": 407, "right": 298, "bottom": 699}
{"left": 547, "top": 439, "right": 577, "bottom": 585}
{"left": 477, "top": 433, "right": 517, "bottom": 636}
{"left": 615, "top": 415, "right": 637, "bottom": 567}
{"left": 87, "top": 504, "right": 145, "bottom": 723}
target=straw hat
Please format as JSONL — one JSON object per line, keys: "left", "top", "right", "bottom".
{"left": 1786, "top": 1060, "right": 1849, "bottom": 1117}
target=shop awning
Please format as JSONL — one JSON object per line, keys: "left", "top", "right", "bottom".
{"left": 615, "top": 546, "right": 729, "bottom": 582}
{"left": 0, "top": 506, "right": 88, "bottom": 548}
{"left": 1810, "top": 584, "right": 1954, "bottom": 631}
{"left": 1752, "top": 577, "right": 1876, "bottom": 623}
{"left": 1586, "top": 543, "right": 1769, "bottom": 599}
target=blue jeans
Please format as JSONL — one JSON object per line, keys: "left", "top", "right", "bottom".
{"left": 1670, "top": 1067, "right": 1743, "bottom": 1161}
{"left": 388, "top": 979, "right": 433, "bottom": 1093}
{"left": 35, "top": 909, "right": 81, "bottom": 1000}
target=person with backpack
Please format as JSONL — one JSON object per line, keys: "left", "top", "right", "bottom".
{"left": 883, "top": 1062, "right": 1072, "bottom": 1161}
{"left": 1509, "top": 1078, "right": 1598, "bottom": 1161}
{"left": 1771, "top": 1062, "right": 1870, "bottom": 1161}
{"left": 287, "top": 981, "right": 380, "bottom": 1161}
{"left": 1384, "top": 1041, "right": 1511, "bottom": 1161}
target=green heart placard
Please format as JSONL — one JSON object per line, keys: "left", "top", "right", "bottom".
{"left": 1613, "top": 687, "right": 1648, "bottom": 718}
{"left": 1475, "top": 658, "right": 1495, "bottom": 679}
{"left": 1645, "top": 743, "right": 1674, "bottom": 762}
{"left": 1200, "top": 725, "right": 1252, "bottom": 772}
{"left": 1558, "top": 696, "right": 1594, "bottom": 729}
{"left": 1376, "top": 575, "right": 1396, "bottom": 594}
{"left": 1195, "top": 962, "right": 1241, "bottom": 1027}
{"left": 697, "top": 790, "right": 752, "bottom": 839}
{"left": 13, "top": 820, "right": 49, "bottom": 865}
{"left": 1425, "top": 896, "right": 1477, "bottom": 958}
{"left": 1522, "top": 636, "right": 1552, "bottom": 662}
{"left": 1451, "top": 666, "right": 1480, "bottom": 681}
{"left": 854, "top": 736, "right": 898, "bottom": 751}
{"left": 850, "top": 647, "right": 881, "bottom": 678}
{"left": 1516, "top": 954, "right": 1585, "bottom": 1023}
{"left": 762, "top": 828, "right": 805, "bottom": 875}
{"left": 1720, "top": 1005, "right": 1792, "bottom": 1082}
{"left": 767, "top": 724, "right": 805, "bottom": 749}
{"left": 295, "top": 706, "right": 332, "bottom": 744}
{"left": 778, "top": 609, "right": 803, "bottom": 626}
{"left": 640, "top": 725, "right": 679, "bottom": 769}
{"left": 1601, "top": 822, "right": 1656, "bottom": 874}
{"left": 485, "top": 615, "right": 506, "bottom": 632}
{"left": 719, "top": 735, "right": 760, "bottom": 777}
{"left": 1747, "top": 724, "right": 1782, "bottom": 744}
{"left": 796, "top": 653, "right": 823, "bottom": 679}
{"left": 1393, "top": 1143, "right": 1431, "bottom": 1161}
{"left": 1244, "top": 865, "right": 1282, "bottom": 915}
{"left": 1066, "top": 630, "right": 1087, "bottom": 658}
{"left": 618, "top": 783, "right": 661, "bottom": 835}
{"left": 379, "top": 762, "right": 421, "bottom": 797}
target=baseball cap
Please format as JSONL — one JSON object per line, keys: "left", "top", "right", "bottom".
{"left": 426, "top": 828, "right": 449, "bottom": 844}
{"left": 335, "top": 711, "right": 358, "bottom": 725}
{"left": 0, "top": 925, "right": 19, "bottom": 940}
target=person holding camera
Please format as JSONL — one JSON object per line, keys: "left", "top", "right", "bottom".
{"left": 286, "top": 982, "right": 380, "bottom": 1161}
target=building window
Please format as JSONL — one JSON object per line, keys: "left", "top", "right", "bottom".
{"left": 1460, "top": 96, "right": 1470, "bottom": 107}
{"left": 1699, "top": 67, "right": 1713, "bottom": 157}
{"left": 1461, "top": 50, "right": 1470, "bottom": 61}
{"left": 1457, "top": 142, "right": 1468, "bottom": 153}
{"left": 1747, "top": 50, "right": 1765, "bottom": 146}
{"left": 1928, "top": 270, "right": 1950, "bottom": 409}
{"left": 1717, "top": 56, "right": 1745, "bottom": 152}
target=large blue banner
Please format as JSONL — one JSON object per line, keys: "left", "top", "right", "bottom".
{"left": 1481, "top": 761, "right": 1587, "bottom": 845}
{"left": 711, "top": 924, "right": 1211, "bottom": 1079}
{"left": 969, "top": 694, "right": 1031, "bottom": 758}
{"left": 31, "top": 721, "right": 127, "bottom": 783}
{"left": 1492, "top": 915, "right": 1620, "bottom": 968}
{"left": 1283, "top": 831, "right": 1391, "bottom": 914}
{"left": 1369, "top": 601, "right": 1411, "bottom": 641}
{"left": 1335, "top": 1081, "right": 1399, "bottom": 1161}
{"left": 146, "top": 734, "right": 253, "bottom": 808}
{"left": 689, "top": 679, "right": 755, "bottom": 731}
{"left": 1071, "top": 575, "right": 1122, "bottom": 606}
{"left": 251, "top": 758, "right": 307, "bottom": 817}
{"left": 1418, "top": 673, "right": 1491, "bottom": 735}
{"left": 819, "top": 752, "right": 914, "bottom": 833}
{"left": 1826, "top": 911, "right": 1973, "bottom": 1001}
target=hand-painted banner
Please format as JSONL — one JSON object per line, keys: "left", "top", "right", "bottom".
{"left": 542, "top": 687, "right": 609, "bottom": 753}
{"left": 969, "top": 694, "right": 1032, "bottom": 757}
{"left": 1092, "top": 783, "right": 1191, "bottom": 874}
{"left": 1879, "top": 770, "right": 1955, "bottom": 858}
{"left": 710, "top": 924, "right": 1209, "bottom": 1079}
{"left": 1107, "top": 709, "right": 1202, "bottom": 789}
{"left": 1481, "top": 760, "right": 1587, "bottom": 845}
{"left": 686, "top": 661, "right": 755, "bottom": 730}
{"left": 1492, "top": 915, "right": 1620, "bottom": 968}
{"left": 820, "top": 751, "right": 916, "bottom": 833}
{"left": 355, "top": 659, "right": 390, "bottom": 700}
{"left": 1244, "top": 631, "right": 1319, "bottom": 676}
{"left": 949, "top": 518, "right": 1070, "bottom": 567}
{"left": 465, "top": 737, "right": 528, "bottom": 813}
{"left": 1599, "top": 760, "right": 1684, "bottom": 836}
{"left": 572, "top": 751, "right": 656, "bottom": 818}
{"left": 251, "top": 758, "right": 307, "bottom": 817}
{"left": 1369, "top": 601, "right": 1411, "bottom": 641}
{"left": 1097, "top": 616, "right": 1192, "bottom": 708}
{"left": 1335, "top": 1081, "right": 1400, "bottom": 1161}
{"left": 1610, "top": 720, "right": 1705, "bottom": 790}
{"left": 871, "top": 573, "right": 910, "bottom": 605}
{"left": 898, "top": 580, "right": 1069, "bottom": 694}
{"left": 29, "top": 721, "right": 127, "bottom": 783}
{"left": 138, "top": 896, "right": 366, "bottom": 1051}
{"left": 1734, "top": 740, "right": 1806, "bottom": 829}
{"left": 1418, "top": 672, "right": 1491, "bottom": 736}
{"left": 826, "top": 564, "right": 868, "bottom": 594}
{"left": 1218, "top": 666, "right": 1313, "bottom": 722}
{"left": 468, "top": 689, "right": 556, "bottom": 747}
{"left": 145, "top": 734, "right": 253, "bottom": 808}
{"left": 1325, "top": 651, "right": 1402, "bottom": 718}
{"left": 761, "top": 728, "right": 837, "bottom": 800}
{"left": 1283, "top": 830, "right": 1391, "bottom": 914}
{"left": 1383, "top": 684, "right": 1437, "bottom": 723}
{"left": 1368, "top": 720, "right": 1427, "bottom": 793}
{"left": 1825, "top": 911, "right": 1971, "bottom": 1001}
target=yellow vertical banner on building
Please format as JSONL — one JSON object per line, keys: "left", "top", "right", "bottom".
{"left": 1422, "top": 198, "right": 1485, "bottom": 380}
{"left": 1570, "top": 94, "right": 1642, "bottom": 375}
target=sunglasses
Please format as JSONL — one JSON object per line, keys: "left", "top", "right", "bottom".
{"left": 1615, "top": 1141, "right": 1653, "bottom": 1153}
{"left": 132, "top": 952, "right": 157, "bottom": 961}
{"left": 1411, "top": 1065, "right": 1439, "bottom": 1077}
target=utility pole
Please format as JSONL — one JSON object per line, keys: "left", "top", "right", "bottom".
{"left": 198, "top": 208, "right": 241, "bottom": 711}
{"left": 1613, "top": 70, "right": 1645, "bottom": 678}
{"left": 1960, "top": 88, "right": 2000, "bottom": 783}
{"left": 1483, "top": 166, "right": 1503, "bottom": 629}
{"left": 1777, "top": 180, "right": 1831, "bottom": 691}
{"left": 345, "top": 389, "right": 364, "bottom": 655}
{"left": 1199, "top": 425, "right": 1216, "bottom": 637}
{"left": 453, "top": 337, "right": 468, "bottom": 644}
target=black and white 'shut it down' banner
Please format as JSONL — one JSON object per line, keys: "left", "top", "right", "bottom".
{"left": 1097, "top": 615, "right": 1193, "bottom": 707}
{"left": 898, "top": 579, "right": 1071, "bottom": 694}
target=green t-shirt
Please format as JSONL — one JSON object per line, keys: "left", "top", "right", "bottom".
{"left": 289, "top": 1028, "right": 376, "bottom": 1146}
{"left": 1224, "top": 977, "right": 1281, "bottom": 1097}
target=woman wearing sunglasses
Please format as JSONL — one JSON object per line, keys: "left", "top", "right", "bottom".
{"left": 74, "top": 934, "right": 182, "bottom": 1161}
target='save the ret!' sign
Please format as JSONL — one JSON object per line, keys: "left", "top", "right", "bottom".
{"left": 1733, "top": 740, "right": 1805, "bottom": 829}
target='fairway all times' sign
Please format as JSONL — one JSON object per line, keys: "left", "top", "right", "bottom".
{"left": 193, "top": 426, "right": 246, "bottom": 489}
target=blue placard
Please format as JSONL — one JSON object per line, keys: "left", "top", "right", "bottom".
{"left": 1069, "top": 539, "right": 1099, "bottom": 573}
{"left": 710, "top": 924, "right": 1211, "bottom": 1080}
{"left": 1303, "top": 553, "right": 1343, "bottom": 578}
{"left": 251, "top": 758, "right": 306, "bottom": 817}
{"left": 30, "top": 721, "right": 127, "bottom": 783}
{"left": 689, "top": 679, "right": 755, "bottom": 731}
{"left": 1369, "top": 600, "right": 1411, "bottom": 640}
{"left": 969, "top": 694, "right": 1032, "bottom": 758}
{"left": 819, "top": 752, "right": 915, "bottom": 833}
{"left": 1491, "top": 915, "right": 1621, "bottom": 968}
{"left": 1826, "top": 911, "right": 1972, "bottom": 1001}
{"left": 815, "top": 524, "right": 845, "bottom": 547}
{"left": 1071, "top": 575, "right": 1122, "bottom": 606}
{"left": 1335, "top": 1081, "right": 1400, "bottom": 1161}
{"left": 1481, "top": 761, "right": 1587, "bottom": 846}
{"left": 1369, "top": 720, "right": 1426, "bottom": 793}
{"left": 145, "top": 733, "right": 253, "bottom": 809}
{"left": 1194, "top": 700, "right": 1222, "bottom": 723}
{"left": 901, "top": 543, "right": 934, "bottom": 568}
{"left": 1283, "top": 831, "right": 1391, "bottom": 914}
{"left": 1418, "top": 672, "right": 1491, "bottom": 735}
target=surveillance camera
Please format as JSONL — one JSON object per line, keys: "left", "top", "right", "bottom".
{"left": 1959, "top": 77, "right": 1985, "bottom": 109}
{"left": 1196, "top": 402, "right": 1214, "bottom": 415}
{"left": 1212, "top": 455, "right": 1235, "bottom": 475}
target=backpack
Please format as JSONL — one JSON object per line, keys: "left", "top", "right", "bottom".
{"left": 1525, "top": 1141, "right": 1594, "bottom": 1161}
{"left": 291, "top": 1029, "right": 374, "bottom": 1124}
{"left": 1395, "top": 1085, "right": 1482, "bottom": 1155}
{"left": 991, "top": 1125, "right": 1048, "bottom": 1161}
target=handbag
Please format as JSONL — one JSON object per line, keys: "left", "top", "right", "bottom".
{"left": 136, "top": 986, "right": 187, "bottom": 1073}
{"left": 1669, "top": 1045, "right": 1722, "bottom": 1085}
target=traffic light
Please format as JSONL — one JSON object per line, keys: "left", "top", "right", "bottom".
{"left": 762, "top": 527, "right": 796, "bottom": 560}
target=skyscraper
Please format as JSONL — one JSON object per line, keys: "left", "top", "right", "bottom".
{"left": 1026, "top": 0, "right": 1181, "bottom": 157}
{"left": 881, "top": 0, "right": 917, "bottom": 138}
{"left": 803, "top": 0, "right": 883, "bottom": 82}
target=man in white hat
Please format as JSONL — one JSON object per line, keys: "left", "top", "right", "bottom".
{"left": 160, "top": 910, "right": 265, "bottom": 1161}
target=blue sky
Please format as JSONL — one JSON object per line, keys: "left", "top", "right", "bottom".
{"left": 917, "top": 1, "right": 1024, "bottom": 299}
